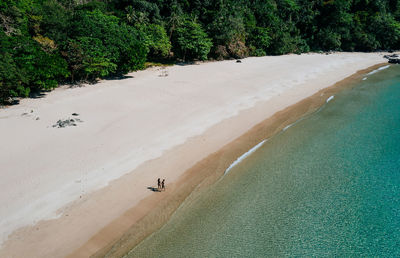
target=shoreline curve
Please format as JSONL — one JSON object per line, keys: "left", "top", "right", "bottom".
{"left": 82, "top": 63, "right": 387, "bottom": 258}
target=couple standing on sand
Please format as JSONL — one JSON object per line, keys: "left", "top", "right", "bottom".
{"left": 157, "top": 178, "right": 165, "bottom": 191}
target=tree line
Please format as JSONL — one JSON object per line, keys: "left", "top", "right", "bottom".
{"left": 1, "top": 0, "right": 400, "bottom": 104}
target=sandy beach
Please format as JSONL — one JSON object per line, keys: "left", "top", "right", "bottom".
{"left": 0, "top": 53, "right": 389, "bottom": 257}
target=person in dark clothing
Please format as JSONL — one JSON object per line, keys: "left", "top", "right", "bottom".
{"left": 161, "top": 179, "right": 165, "bottom": 191}
{"left": 157, "top": 178, "right": 161, "bottom": 191}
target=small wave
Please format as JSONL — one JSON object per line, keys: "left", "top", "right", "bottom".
{"left": 283, "top": 124, "right": 293, "bottom": 131}
{"left": 224, "top": 140, "right": 267, "bottom": 175}
{"left": 366, "top": 65, "right": 390, "bottom": 76}
{"left": 224, "top": 93, "right": 336, "bottom": 176}
{"left": 378, "top": 65, "right": 390, "bottom": 71}
{"left": 362, "top": 77, "right": 367, "bottom": 81}
{"left": 326, "top": 95, "right": 335, "bottom": 103}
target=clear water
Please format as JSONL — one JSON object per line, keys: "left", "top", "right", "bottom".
{"left": 128, "top": 66, "right": 400, "bottom": 257}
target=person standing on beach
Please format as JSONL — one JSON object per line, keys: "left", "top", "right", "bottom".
{"left": 157, "top": 178, "right": 161, "bottom": 191}
{"left": 161, "top": 179, "right": 165, "bottom": 191}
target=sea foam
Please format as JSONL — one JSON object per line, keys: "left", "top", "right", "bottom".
{"left": 283, "top": 124, "right": 293, "bottom": 131}
{"left": 224, "top": 140, "right": 267, "bottom": 175}
{"left": 366, "top": 65, "right": 390, "bottom": 76}
{"left": 225, "top": 95, "right": 335, "bottom": 175}
{"left": 223, "top": 65, "right": 389, "bottom": 179}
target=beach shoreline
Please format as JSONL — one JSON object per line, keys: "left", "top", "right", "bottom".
{"left": 86, "top": 63, "right": 387, "bottom": 258}
{"left": 0, "top": 53, "right": 390, "bottom": 257}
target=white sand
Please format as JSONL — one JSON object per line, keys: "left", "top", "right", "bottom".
{"left": 0, "top": 53, "right": 388, "bottom": 257}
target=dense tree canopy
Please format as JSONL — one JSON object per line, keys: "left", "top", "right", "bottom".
{"left": 1, "top": 0, "right": 400, "bottom": 103}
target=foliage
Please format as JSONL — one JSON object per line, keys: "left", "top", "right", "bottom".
{"left": 63, "top": 37, "right": 116, "bottom": 80}
{"left": 70, "top": 9, "right": 147, "bottom": 76}
{"left": 138, "top": 23, "right": 171, "bottom": 59}
{"left": 173, "top": 18, "right": 212, "bottom": 60}
{"left": 1, "top": 0, "right": 400, "bottom": 103}
{"left": 1, "top": 30, "right": 68, "bottom": 103}
{"left": 247, "top": 27, "right": 271, "bottom": 56}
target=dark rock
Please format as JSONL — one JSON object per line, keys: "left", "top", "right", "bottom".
{"left": 384, "top": 54, "right": 399, "bottom": 59}
{"left": 53, "top": 117, "right": 83, "bottom": 128}
{"left": 388, "top": 58, "right": 400, "bottom": 64}
{"left": 236, "top": 59, "right": 242, "bottom": 63}
{"left": 72, "top": 113, "right": 79, "bottom": 116}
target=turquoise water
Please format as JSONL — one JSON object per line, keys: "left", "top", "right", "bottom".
{"left": 128, "top": 65, "right": 400, "bottom": 257}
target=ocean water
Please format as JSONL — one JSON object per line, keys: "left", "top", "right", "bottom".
{"left": 128, "top": 65, "right": 400, "bottom": 257}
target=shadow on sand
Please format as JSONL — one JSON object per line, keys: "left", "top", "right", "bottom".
{"left": 29, "top": 91, "right": 48, "bottom": 99}
{"left": 147, "top": 186, "right": 160, "bottom": 192}
{"left": 176, "top": 61, "right": 197, "bottom": 66}
{"left": 105, "top": 75, "right": 134, "bottom": 80}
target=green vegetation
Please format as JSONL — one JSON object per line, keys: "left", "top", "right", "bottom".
{"left": 1, "top": 0, "right": 400, "bottom": 103}
{"left": 173, "top": 17, "right": 212, "bottom": 61}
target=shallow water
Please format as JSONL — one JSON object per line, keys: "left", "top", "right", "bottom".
{"left": 128, "top": 65, "right": 400, "bottom": 257}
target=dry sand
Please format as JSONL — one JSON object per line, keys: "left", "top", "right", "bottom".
{"left": 0, "top": 53, "right": 389, "bottom": 257}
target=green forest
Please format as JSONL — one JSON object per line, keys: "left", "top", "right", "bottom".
{"left": 1, "top": 0, "right": 400, "bottom": 104}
